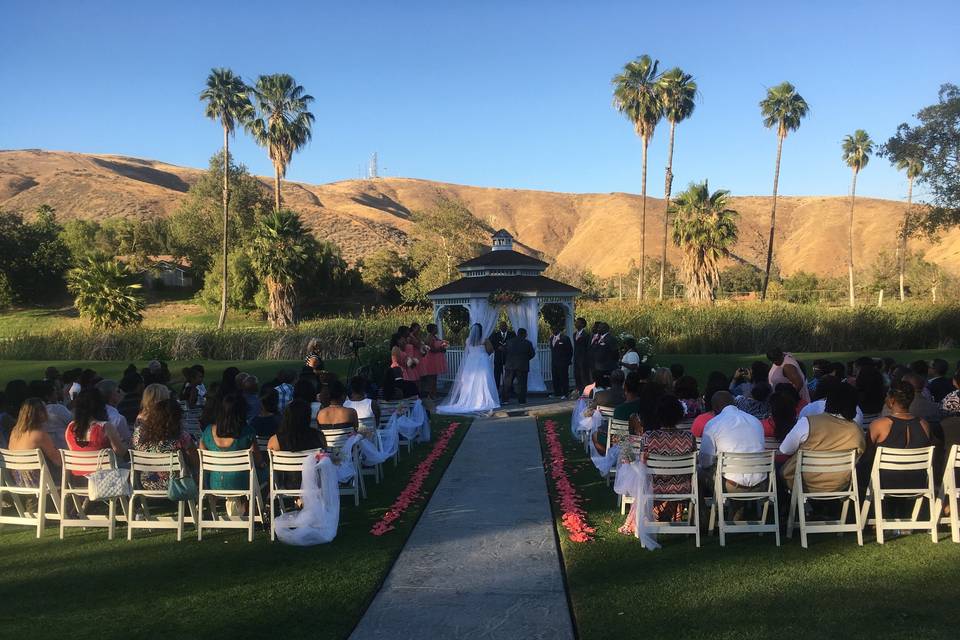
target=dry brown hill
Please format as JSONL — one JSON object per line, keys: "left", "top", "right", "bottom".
{"left": 2, "top": 149, "right": 958, "bottom": 277}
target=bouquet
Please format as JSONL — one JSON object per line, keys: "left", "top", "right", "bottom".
{"left": 420, "top": 344, "right": 430, "bottom": 356}
{"left": 406, "top": 356, "right": 419, "bottom": 368}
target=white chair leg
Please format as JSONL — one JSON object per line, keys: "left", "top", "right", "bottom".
{"left": 929, "top": 496, "right": 938, "bottom": 543}
{"left": 875, "top": 488, "right": 885, "bottom": 545}
{"left": 786, "top": 490, "right": 797, "bottom": 539}
{"left": 798, "top": 496, "right": 808, "bottom": 549}
{"left": 839, "top": 500, "right": 850, "bottom": 537}
{"left": 108, "top": 499, "right": 116, "bottom": 541}
{"left": 853, "top": 495, "right": 864, "bottom": 546}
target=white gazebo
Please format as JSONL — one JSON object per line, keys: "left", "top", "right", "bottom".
{"left": 426, "top": 229, "right": 580, "bottom": 392}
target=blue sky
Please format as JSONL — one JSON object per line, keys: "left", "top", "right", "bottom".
{"left": 1, "top": 0, "right": 957, "bottom": 201}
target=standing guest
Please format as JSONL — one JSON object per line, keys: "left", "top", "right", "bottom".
{"left": 388, "top": 330, "right": 419, "bottom": 398}
{"left": 591, "top": 323, "right": 620, "bottom": 376}
{"left": 65, "top": 389, "right": 128, "bottom": 471}
{"left": 735, "top": 381, "right": 773, "bottom": 420}
{"left": 418, "top": 324, "right": 448, "bottom": 400}
{"left": 674, "top": 376, "right": 704, "bottom": 420}
{"left": 767, "top": 348, "right": 811, "bottom": 404}
{"left": 489, "top": 321, "right": 516, "bottom": 388}
{"left": 549, "top": 326, "right": 573, "bottom": 399}
{"left": 928, "top": 359, "right": 953, "bottom": 403}
{"left": 180, "top": 367, "right": 204, "bottom": 409}
{"left": 7, "top": 399, "right": 61, "bottom": 477}
{"left": 692, "top": 372, "right": 731, "bottom": 437}
{"left": 117, "top": 372, "right": 144, "bottom": 427}
{"left": 29, "top": 380, "right": 72, "bottom": 449}
{"left": 572, "top": 317, "right": 591, "bottom": 393}
{"left": 400, "top": 326, "right": 422, "bottom": 392}
{"left": 500, "top": 328, "right": 536, "bottom": 405}
{"left": 304, "top": 338, "right": 326, "bottom": 372}
{"left": 95, "top": 379, "right": 132, "bottom": 447}
{"left": 345, "top": 376, "right": 380, "bottom": 426}
{"left": 619, "top": 337, "right": 641, "bottom": 376}
{"left": 699, "top": 391, "right": 767, "bottom": 491}
{"left": 268, "top": 399, "right": 323, "bottom": 453}
{"left": 315, "top": 380, "right": 359, "bottom": 446}
{"left": 132, "top": 399, "right": 198, "bottom": 491}
{"left": 250, "top": 388, "right": 281, "bottom": 438}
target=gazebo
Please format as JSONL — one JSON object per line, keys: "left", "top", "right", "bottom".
{"left": 426, "top": 229, "right": 580, "bottom": 392}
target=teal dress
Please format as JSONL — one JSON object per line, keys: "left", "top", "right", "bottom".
{"left": 201, "top": 424, "right": 257, "bottom": 490}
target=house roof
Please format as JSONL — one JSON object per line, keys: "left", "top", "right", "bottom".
{"left": 427, "top": 274, "right": 581, "bottom": 297}
{"left": 457, "top": 249, "right": 549, "bottom": 270}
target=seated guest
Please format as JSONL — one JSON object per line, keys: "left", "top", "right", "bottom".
{"left": 764, "top": 391, "right": 797, "bottom": 452}
{"left": 593, "top": 372, "right": 644, "bottom": 455}
{"left": 651, "top": 367, "right": 674, "bottom": 391}
{"left": 273, "top": 369, "right": 295, "bottom": 413}
{"left": 940, "top": 369, "right": 960, "bottom": 417}
{"left": 885, "top": 373, "right": 941, "bottom": 424}
{"left": 593, "top": 370, "right": 626, "bottom": 409}
{"left": 669, "top": 363, "right": 685, "bottom": 383}
{"left": 117, "top": 372, "right": 144, "bottom": 427}
{"left": 582, "top": 370, "right": 610, "bottom": 400}
{"left": 928, "top": 359, "right": 953, "bottom": 403}
{"left": 779, "top": 383, "right": 865, "bottom": 492}
{"left": 180, "top": 366, "right": 204, "bottom": 409}
{"left": 729, "top": 367, "right": 752, "bottom": 398}
{"left": 134, "top": 384, "right": 172, "bottom": 434}
{"left": 344, "top": 376, "right": 379, "bottom": 427}
{"left": 199, "top": 393, "right": 261, "bottom": 493}
{"left": 132, "top": 398, "right": 198, "bottom": 490}
{"left": 241, "top": 375, "right": 261, "bottom": 421}
{"left": 2, "top": 380, "right": 28, "bottom": 438}
{"left": 29, "top": 379, "right": 72, "bottom": 449}
{"left": 315, "top": 380, "right": 359, "bottom": 448}
{"left": 856, "top": 367, "right": 887, "bottom": 430}
{"left": 250, "top": 388, "right": 281, "bottom": 438}
{"left": 674, "top": 376, "right": 704, "bottom": 419}
{"left": 96, "top": 379, "right": 132, "bottom": 447}
{"left": 293, "top": 378, "right": 318, "bottom": 404}
{"left": 799, "top": 377, "right": 864, "bottom": 427}
{"left": 7, "top": 399, "right": 61, "bottom": 481}
{"left": 692, "top": 372, "right": 730, "bottom": 437}
{"left": 909, "top": 359, "right": 930, "bottom": 380}
{"left": 699, "top": 391, "right": 766, "bottom": 492}
{"left": 268, "top": 399, "right": 323, "bottom": 452}
{"left": 735, "top": 381, "right": 772, "bottom": 420}
{"left": 65, "top": 389, "right": 128, "bottom": 472}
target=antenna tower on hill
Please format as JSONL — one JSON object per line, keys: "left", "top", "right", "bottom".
{"left": 368, "top": 152, "right": 378, "bottom": 179}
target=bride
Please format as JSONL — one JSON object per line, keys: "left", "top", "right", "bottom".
{"left": 437, "top": 323, "right": 500, "bottom": 415}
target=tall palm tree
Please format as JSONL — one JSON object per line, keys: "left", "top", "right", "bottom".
{"left": 613, "top": 55, "right": 663, "bottom": 301}
{"left": 671, "top": 181, "right": 739, "bottom": 304}
{"left": 894, "top": 156, "right": 924, "bottom": 301}
{"left": 759, "top": 82, "right": 809, "bottom": 301}
{"left": 656, "top": 67, "right": 697, "bottom": 299}
{"left": 200, "top": 68, "right": 254, "bottom": 330}
{"left": 247, "top": 74, "right": 315, "bottom": 212}
{"left": 841, "top": 129, "right": 874, "bottom": 307}
{"left": 250, "top": 209, "right": 312, "bottom": 327}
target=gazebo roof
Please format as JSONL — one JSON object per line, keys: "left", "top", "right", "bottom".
{"left": 457, "top": 250, "right": 548, "bottom": 270}
{"left": 427, "top": 274, "right": 580, "bottom": 297}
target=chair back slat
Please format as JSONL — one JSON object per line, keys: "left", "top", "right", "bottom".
{"left": 646, "top": 452, "right": 697, "bottom": 475}
{"left": 798, "top": 449, "right": 856, "bottom": 474}
{"left": 60, "top": 449, "right": 116, "bottom": 471}
{"left": 764, "top": 438, "right": 781, "bottom": 451}
{"left": 378, "top": 401, "right": 402, "bottom": 428}
{"left": 876, "top": 446, "right": 934, "bottom": 470}
{"left": 323, "top": 428, "right": 356, "bottom": 451}
{"left": 0, "top": 448, "right": 44, "bottom": 470}
{"left": 606, "top": 419, "right": 630, "bottom": 448}
{"left": 198, "top": 449, "right": 253, "bottom": 473}
{"left": 719, "top": 450, "right": 774, "bottom": 474}
{"left": 597, "top": 405, "right": 615, "bottom": 418}
{"left": 268, "top": 449, "right": 317, "bottom": 472}
{"left": 129, "top": 450, "right": 183, "bottom": 473}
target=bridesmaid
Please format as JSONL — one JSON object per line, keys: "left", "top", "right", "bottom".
{"left": 394, "top": 326, "right": 420, "bottom": 396}
{"left": 419, "top": 323, "right": 448, "bottom": 400}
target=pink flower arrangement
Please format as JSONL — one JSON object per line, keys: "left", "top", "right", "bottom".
{"left": 370, "top": 421, "right": 463, "bottom": 536}
{"left": 543, "top": 419, "right": 595, "bottom": 543}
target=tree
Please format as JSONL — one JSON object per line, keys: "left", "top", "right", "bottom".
{"left": 199, "top": 250, "right": 264, "bottom": 312}
{"left": 780, "top": 271, "right": 820, "bottom": 304}
{"left": 67, "top": 257, "right": 145, "bottom": 328}
{"left": 200, "top": 67, "right": 255, "bottom": 330}
{"left": 247, "top": 74, "right": 315, "bottom": 212}
{"left": 759, "top": 82, "right": 809, "bottom": 301}
{"left": 360, "top": 248, "right": 414, "bottom": 301}
{"left": 613, "top": 55, "right": 663, "bottom": 300}
{"left": 671, "top": 181, "right": 739, "bottom": 304}
{"left": 250, "top": 209, "right": 313, "bottom": 327}
{"left": 841, "top": 129, "right": 874, "bottom": 307}
{"left": 892, "top": 155, "right": 924, "bottom": 300}
{"left": 0, "top": 207, "right": 71, "bottom": 306}
{"left": 656, "top": 67, "right": 697, "bottom": 300}
{"left": 719, "top": 263, "right": 762, "bottom": 295}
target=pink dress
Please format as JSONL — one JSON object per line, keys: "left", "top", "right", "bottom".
{"left": 420, "top": 336, "right": 448, "bottom": 376}
{"left": 769, "top": 353, "right": 811, "bottom": 403}
{"left": 402, "top": 344, "right": 421, "bottom": 382}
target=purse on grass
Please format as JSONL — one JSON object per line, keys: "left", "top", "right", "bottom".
{"left": 87, "top": 451, "right": 131, "bottom": 501}
{"left": 167, "top": 455, "right": 198, "bottom": 501}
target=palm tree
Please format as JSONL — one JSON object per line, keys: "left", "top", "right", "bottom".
{"left": 67, "top": 257, "right": 145, "bottom": 328}
{"left": 759, "top": 82, "right": 809, "bottom": 300}
{"left": 656, "top": 67, "right": 697, "bottom": 300}
{"left": 200, "top": 68, "right": 254, "bottom": 330}
{"left": 247, "top": 74, "right": 315, "bottom": 212}
{"left": 613, "top": 55, "right": 663, "bottom": 301}
{"left": 841, "top": 129, "right": 874, "bottom": 307}
{"left": 250, "top": 209, "right": 312, "bottom": 327}
{"left": 671, "top": 181, "right": 739, "bottom": 304}
{"left": 894, "top": 156, "right": 924, "bottom": 300}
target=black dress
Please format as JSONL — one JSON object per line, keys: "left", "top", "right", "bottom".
{"left": 877, "top": 416, "right": 932, "bottom": 490}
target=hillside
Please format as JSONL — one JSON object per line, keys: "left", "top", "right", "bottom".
{"left": 2, "top": 149, "right": 958, "bottom": 277}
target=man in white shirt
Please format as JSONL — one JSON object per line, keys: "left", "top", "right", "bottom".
{"left": 96, "top": 379, "right": 133, "bottom": 447}
{"left": 699, "top": 391, "right": 767, "bottom": 488}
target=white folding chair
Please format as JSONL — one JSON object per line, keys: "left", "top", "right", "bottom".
{"left": 379, "top": 400, "right": 411, "bottom": 463}
{"left": 764, "top": 437, "right": 782, "bottom": 452}
{"left": 786, "top": 449, "right": 863, "bottom": 548}
{"left": 358, "top": 416, "right": 382, "bottom": 485}
{"left": 267, "top": 449, "right": 320, "bottom": 541}
{"left": 0, "top": 448, "right": 61, "bottom": 537}
{"left": 646, "top": 452, "right": 701, "bottom": 547}
{"left": 59, "top": 449, "right": 127, "bottom": 540}
{"left": 197, "top": 449, "right": 265, "bottom": 542}
{"left": 127, "top": 450, "right": 197, "bottom": 541}
{"left": 591, "top": 406, "right": 615, "bottom": 455}
{"left": 604, "top": 418, "right": 631, "bottom": 486}
{"left": 938, "top": 444, "right": 960, "bottom": 543}
{"left": 709, "top": 451, "right": 780, "bottom": 547}
{"left": 323, "top": 427, "right": 364, "bottom": 506}
{"left": 677, "top": 418, "right": 695, "bottom": 431}
{"left": 861, "top": 445, "right": 938, "bottom": 544}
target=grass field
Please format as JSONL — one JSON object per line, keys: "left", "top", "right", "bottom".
{"left": 0, "top": 415, "right": 471, "bottom": 640}
{"left": 538, "top": 412, "right": 960, "bottom": 640}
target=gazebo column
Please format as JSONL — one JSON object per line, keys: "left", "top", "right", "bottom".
{"left": 433, "top": 303, "right": 444, "bottom": 339}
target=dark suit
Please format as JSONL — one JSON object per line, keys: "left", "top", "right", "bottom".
{"left": 501, "top": 336, "right": 535, "bottom": 403}
{"left": 489, "top": 329, "right": 516, "bottom": 387}
{"left": 572, "top": 328, "right": 590, "bottom": 391}
{"left": 550, "top": 333, "right": 573, "bottom": 398}
{"left": 589, "top": 332, "right": 620, "bottom": 375}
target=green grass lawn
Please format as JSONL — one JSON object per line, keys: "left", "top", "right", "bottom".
{"left": 0, "top": 415, "right": 471, "bottom": 640}
{"left": 538, "top": 412, "right": 960, "bottom": 640}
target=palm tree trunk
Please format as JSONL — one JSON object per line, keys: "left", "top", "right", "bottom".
{"left": 761, "top": 132, "right": 784, "bottom": 301}
{"left": 848, "top": 169, "right": 858, "bottom": 308}
{"left": 637, "top": 137, "right": 649, "bottom": 302}
{"left": 267, "top": 279, "right": 296, "bottom": 328}
{"left": 899, "top": 177, "right": 913, "bottom": 301}
{"left": 217, "top": 127, "right": 230, "bottom": 331}
{"left": 274, "top": 164, "right": 282, "bottom": 212}
{"left": 659, "top": 121, "right": 676, "bottom": 301}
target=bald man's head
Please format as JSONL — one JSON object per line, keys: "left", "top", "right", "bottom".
{"left": 711, "top": 390, "right": 735, "bottom": 413}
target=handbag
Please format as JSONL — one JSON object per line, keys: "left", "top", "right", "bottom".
{"left": 87, "top": 451, "right": 131, "bottom": 501}
{"left": 167, "top": 454, "right": 198, "bottom": 502}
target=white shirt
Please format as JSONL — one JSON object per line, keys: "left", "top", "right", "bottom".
{"left": 106, "top": 405, "right": 132, "bottom": 447}
{"left": 344, "top": 398, "right": 375, "bottom": 421}
{"left": 44, "top": 403, "right": 72, "bottom": 449}
{"left": 778, "top": 416, "right": 812, "bottom": 456}
{"left": 699, "top": 405, "right": 767, "bottom": 486}
{"left": 799, "top": 399, "right": 864, "bottom": 427}
{"left": 620, "top": 351, "right": 640, "bottom": 376}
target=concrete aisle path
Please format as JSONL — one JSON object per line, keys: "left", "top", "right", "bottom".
{"left": 350, "top": 416, "right": 574, "bottom": 640}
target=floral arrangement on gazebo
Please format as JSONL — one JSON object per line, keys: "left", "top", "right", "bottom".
{"left": 488, "top": 289, "right": 523, "bottom": 305}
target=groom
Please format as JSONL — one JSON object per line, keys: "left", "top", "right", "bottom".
{"left": 488, "top": 321, "right": 515, "bottom": 387}
{"left": 501, "top": 328, "right": 536, "bottom": 405}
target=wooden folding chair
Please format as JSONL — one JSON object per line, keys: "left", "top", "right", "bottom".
{"left": 267, "top": 449, "right": 320, "bottom": 541}
{"left": 59, "top": 449, "right": 128, "bottom": 540}
{"left": 861, "top": 445, "right": 938, "bottom": 544}
{"left": 786, "top": 449, "right": 863, "bottom": 548}
{"left": 0, "top": 448, "right": 61, "bottom": 537}
{"left": 938, "top": 444, "right": 960, "bottom": 543}
{"left": 197, "top": 449, "right": 265, "bottom": 542}
{"left": 605, "top": 418, "right": 630, "bottom": 486}
{"left": 323, "top": 428, "right": 364, "bottom": 506}
{"left": 709, "top": 450, "right": 780, "bottom": 547}
{"left": 127, "top": 450, "right": 197, "bottom": 542}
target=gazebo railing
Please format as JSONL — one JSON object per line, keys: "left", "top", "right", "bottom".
{"left": 439, "top": 344, "right": 556, "bottom": 386}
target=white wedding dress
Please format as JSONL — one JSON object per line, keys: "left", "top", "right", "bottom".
{"left": 437, "top": 325, "right": 500, "bottom": 415}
